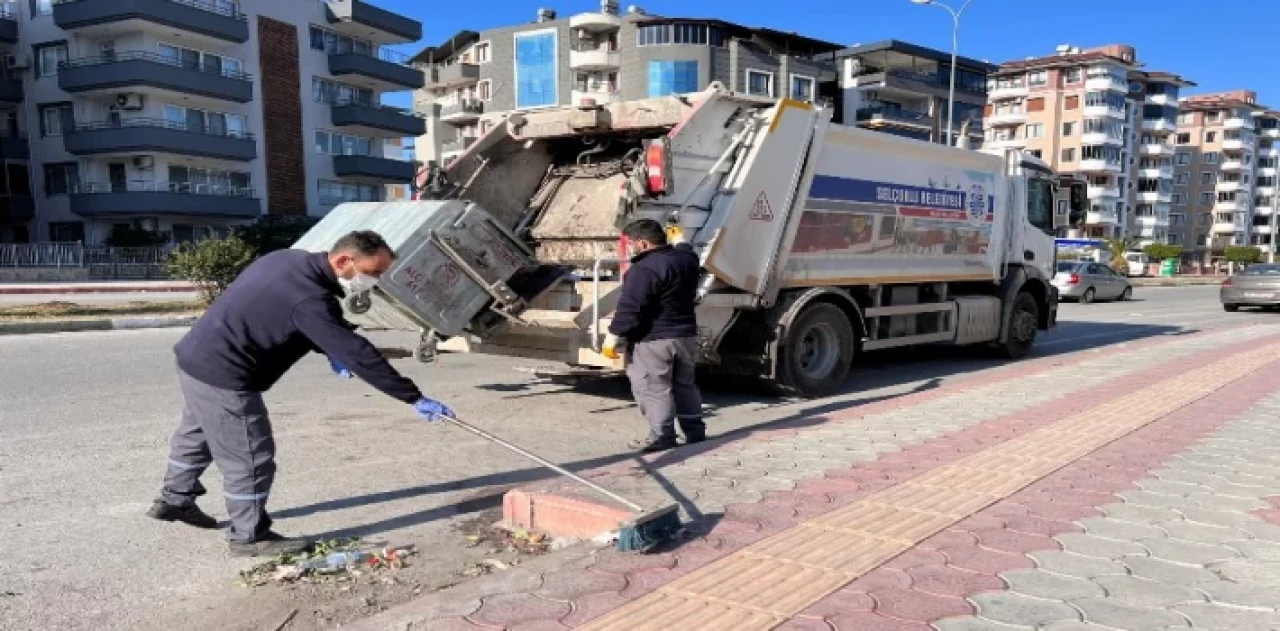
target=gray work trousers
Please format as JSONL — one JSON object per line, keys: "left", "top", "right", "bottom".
{"left": 161, "top": 367, "right": 276, "bottom": 543}
{"left": 625, "top": 337, "right": 704, "bottom": 441}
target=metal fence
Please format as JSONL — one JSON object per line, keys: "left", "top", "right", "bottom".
{"left": 0, "top": 243, "right": 171, "bottom": 280}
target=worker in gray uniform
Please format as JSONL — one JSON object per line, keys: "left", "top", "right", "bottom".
{"left": 603, "top": 219, "right": 704, "bottom": 453}
{"left": 148, "top": 231, "right": 454, "bottom": 557}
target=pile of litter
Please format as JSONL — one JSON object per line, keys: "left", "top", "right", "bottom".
{"left": 238, "top": 538, "right": 417, "bottom": 588}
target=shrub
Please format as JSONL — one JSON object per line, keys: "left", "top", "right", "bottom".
{"left": 1224, "top": 245, "right": 1263, "bottom": 265}
{"left": 165, "top": 235, "right": 257, "bottom": 304}
{"left": 1142, "top": 243, "right": 1183, "bottom": 261}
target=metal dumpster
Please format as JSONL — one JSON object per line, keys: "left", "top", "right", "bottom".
{"left": 292, "top": 200, "right": 570, "bottom": 361}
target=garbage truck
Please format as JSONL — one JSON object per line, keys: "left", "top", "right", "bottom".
{"left": 293, "top": 83, "right": 1087, "bottom": 397}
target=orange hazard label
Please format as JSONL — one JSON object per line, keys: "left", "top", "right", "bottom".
{"left": 748, "top": 191, "right": 774, "bottom": 221}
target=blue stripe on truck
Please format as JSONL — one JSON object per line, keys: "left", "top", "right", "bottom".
{"left": 808, "top": 175, "right": 994, "bottom": 217}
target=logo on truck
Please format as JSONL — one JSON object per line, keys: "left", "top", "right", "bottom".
{"left": 967, "top": 184, "right": 988, "bottom": 225}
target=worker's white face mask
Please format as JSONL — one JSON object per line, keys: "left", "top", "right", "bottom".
{"left": 340, "top": 263, "right": 379, "bottom": 294}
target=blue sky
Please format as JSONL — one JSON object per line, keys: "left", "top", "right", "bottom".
{"left": 380, "top": 0, "right": 1279, "bottom": 109}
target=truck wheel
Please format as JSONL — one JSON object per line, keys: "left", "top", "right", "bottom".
{"left": 997, "top": 292, "right": 1039, "bottom": 360}
{"left": 777, "top": 303, "right": 854, "bottom": 398}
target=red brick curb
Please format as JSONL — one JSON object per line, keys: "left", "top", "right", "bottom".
{"left": 503, "top": 324, "right": 1261, "bottom": 538}
{"left": 354, "top": 330, "right": 1277, "bottom": 630}
{"left": 783, "top": 345, "right": 1280, "bottom": 630}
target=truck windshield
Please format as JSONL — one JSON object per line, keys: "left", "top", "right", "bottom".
{"left": 1027, "top": 175, "right": 1054, "bottom": 234}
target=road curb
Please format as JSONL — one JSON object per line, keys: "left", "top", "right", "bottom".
{"left": 1131, "top": 277, "right": 1225, "bottom": 287}
{"left": 0, "top": 284, "right": 195, "bottom": 295}
{"left": 0, "top": 315, "right": 198, "bottom": 336}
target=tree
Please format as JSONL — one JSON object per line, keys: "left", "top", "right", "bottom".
{"left": 1224, "top": 245, "right": 1263, "bottom": 266}
{"left": 165, "top": 235, "right": 257, "bottom": 304}
{"left": 232, "top": 215, "right": 318, "bottom": 255}
{"left": 1142, "top": 243, "right": 1183, "bottom": 262}
{"left": 1099, "top": 236, "right": 1138, "bottom": 274}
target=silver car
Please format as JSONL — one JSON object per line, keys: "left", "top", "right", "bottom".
{"left": 1220, "top": 264, "right": 1280, "bottom": 312}
{"left": 1052, "top": 261, "right": 1133, "bottom": 304}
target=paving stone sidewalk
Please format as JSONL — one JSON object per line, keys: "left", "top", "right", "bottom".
{"left": 351, "top": 325, "right": 1280, "bottom": 630}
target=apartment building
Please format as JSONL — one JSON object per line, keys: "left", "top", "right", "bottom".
{"left": 0, "top": 2, "right": 29, "bottom": 243}
{"left": 829, "top": 39, "right": 996, "bottom": 146}
{"left": 1167, "top": 91, "right": 1268, "bottom": 260}
{"left": 411, "top": 2, "right": 841, "bottom": 168}
{"left": 0, "top": 0, "right": 423, "bottom": 245}
{"left": 985, "top": 44, "right": 1193, "bottom": 243}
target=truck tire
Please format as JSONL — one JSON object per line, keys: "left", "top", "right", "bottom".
{"left": 997, "top": 291, "right": 1039, "bottom": 360}
{"left": 776, "top": 303, "right": 854, "bottom": 398}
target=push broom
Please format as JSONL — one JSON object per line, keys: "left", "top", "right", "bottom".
{"left": 441, "top": 415, "right": 682, "bottom": 552}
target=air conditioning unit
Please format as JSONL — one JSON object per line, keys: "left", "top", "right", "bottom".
{"left": 117, "top": 93, "right": 145, "bottom": 110}
{"left": 133, "top": 155, "right": 155, "bottom": 170}
{"left": 4, "top": 54, "right": 27, "bottom": 70}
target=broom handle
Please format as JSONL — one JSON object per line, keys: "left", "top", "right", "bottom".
{"left": 442, "top": 416, "right": 644, "bottom": 512}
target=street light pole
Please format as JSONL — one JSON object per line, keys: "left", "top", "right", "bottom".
{"left": 912, "top": 0, "right": 973, "bottom": 146}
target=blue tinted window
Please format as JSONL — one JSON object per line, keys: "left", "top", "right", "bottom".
{"left": 515, "top": 31, "right": 557, "bottom": 109}
{"left": 648, "top": 60, "right": 699, "bottom": 97}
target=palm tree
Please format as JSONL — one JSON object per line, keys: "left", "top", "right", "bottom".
{"left": 1100, "top": 235, "right": 1138, "bottom": 275}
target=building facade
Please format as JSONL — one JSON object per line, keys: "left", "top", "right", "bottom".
{"left": 985, "top": 44, "right": 1192, "bottom": 244}
{"left": 0, "top": 0, "right": 423, "bottom": 245}
{"left": 829, "top": 39, "right": 995, "bottom": 147}
{"left": 411, "top": 2, "right": 840, "bottom": 168}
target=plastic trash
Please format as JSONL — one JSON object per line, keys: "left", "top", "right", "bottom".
{"left": 295, "top": 551, "right": 371, "bottom": 574}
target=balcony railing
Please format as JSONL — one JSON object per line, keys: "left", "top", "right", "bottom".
{"left": 856, "top": 106, "right": 930, "bottom": 126}
{"left": 60, "top": 51, "right": 253, "bottom": 81}
{"left": 73, "top": 117, "right": 254, "bottom": 140}
{"left": 72, "top": 180, "right": 256, "bottom": 197}
{"left": 53, "top": 0, "right": 245, "bottom": 19}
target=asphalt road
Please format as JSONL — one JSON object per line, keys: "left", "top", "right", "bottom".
{"left": 0, "top": 285, "right": 1256, "bottom": 631}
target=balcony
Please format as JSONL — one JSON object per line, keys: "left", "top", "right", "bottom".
{"left": 1140, "top": 143, "right": 1175, "bottom": 157}
{"left": 1137, "top": 191, "right": 1173, "bottom": 203}
{"left": 328, "top": 48, "right": 423, "bottom": 92}
{"left": 59, "top": 52, "right": 253, "bottom": 103}
{"left": 1222, "top": 138, "right": 1252, "bottom": 151}
{"left": 1087, "top": 184, "right": 1122, "bottom": 199}
{"left": 324, "top": 0, "right": 422, "bottom": 45}
{"left": 988, "top": 84, "right": 1027, "bottom": 100}
{"left": 1216, "top": 198, "right": 1241, "bottom": 211}
{"left": 984, "top": 137, "right": 1025, "bottom": 150}
{"left": 1086, "top": 210, "right": 1121, "bottom": 226}
{"left": 52, "top": 0, "right": 249, "bottom": 44}
{"left": 439, "top": 99, "right": 484, "bottom": 125}
{"left": 1255, "top": 225, "right": 1274, "bottom": 236}
{"left": 571, "top": 87, "right": 620, "bottom": 107}
{"left": 1141, "top": 118, "right": 1176, "bottom": 133}
{"left": 442, "top": 135, "right": 477, "bottom": 155}
{"left": 1079, "top": 159, "right": 1124, "bottom": 173}
{"left": 569, "top": 45, "right": 620, "bottom": 70}
{"left": 856, "top": 106, "right": 931, "bottom": 129}
{"left": 1145, "top": 92, "right": 1174, "bottom": 106}
{"left": 1220, "top": 157, "right": 1246, "bottom": 171}
{"left": 1212, "top": 221, "right": 1239, "bottom": 234}
{"left": 0, "top": 132, "right": 28, "bottom": 160}
{"left": 985, "top": 110, "right": 1026, "bottom": 127}
{"left": 0, "top": 195, "right": 33, "bottom": 223}
{"left": 332, "top": 154, "right": 415, "bottom": 183}
{"left": 1258, "top": 185, "right": 1276, "bottom": 196}
{"left": 1138, "top": 165, "right": 1174, "bottom": 178}
{"left": 0, "top": 75, "right": 21, "bottom": 104}
{"left": 1081, "top": 132, "right": 1123, "bottom": 146}
{"left": 569, "top": 11, "right": 622, "bottom": 31}
{"left": 64, "top": 118, "right": 257, "bottom": 161}
{"left": 330, "top": 102, "right": 425, "bottom": 137}
{"left": 423, "top": 62, "right": 479, "bottom": 89}
{"left": 1084, "top": 104, "right": 1126, "bottom": 120}
{"left": 1085, "top": 76, "right": 1129, "bottom": 93}
{"left": 1259, "top": 146, "right": 1280, "bottom": 158}
{"left": 1136, "top": 215, "right": 1170, "bottom": 228}
{"left": 1217, "top": 180, "right": 1247, "bottom": 192}
{"left": 1225, "top": 116, "right": 1253, "bottom": 130}
{"left": 1261, "top": 127, "right": 1280, "bottom": 139}
{"left": 69, "top": 181, "right": 261, "bottom": 219}
{"left": 1259, "top": 167, "right": 1278, "bottom": 177}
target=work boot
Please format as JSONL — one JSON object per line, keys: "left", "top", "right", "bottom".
{"left": 228, "top": 532, "right": 313, "bottom": 558}
{"left": 146, "top": 499, "right": 218, "bottom": 530}
{"left": 678, "top": 420, "right": 706, "bottom": 445}
{"left": 629, "top": 436, "right": 679, "bottom": 454}
{"left": 681, "top": 431, "right": 706, "bottom": 445}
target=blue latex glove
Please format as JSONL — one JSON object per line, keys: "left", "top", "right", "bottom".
{"left": 414, "top": 397, "right": 455, "bottom": 422}
{"left": 329, "top": 357, "right": 354, "bottom": 380}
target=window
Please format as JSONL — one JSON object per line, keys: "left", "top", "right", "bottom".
{"left": 33, "top": 0, "right": 53, "bottom": 15}
{"left": 1061, "top": 148, "right": 1075, "bottom": 162}
{"left": 167, "top": 165, "right": 250, "bottom": 194}
{"left": 1200, "top": 192, "right": 1213, "bottom": 205}
{"left": 1176, "top": 152, "right": 1191, "bottom": 165}
{"left": 158, "top": 43, "right": 242, "bottom": 77}
{"left": 43, "top": 163, "right": 78, "bottom": 196}
{"left": 1026, "top": 97, "right": 1045, "bottom": 112}
{"left": 1064, "top": 68, "right": 1082, "bottom": 84}
{"left": 1029, "top": 149, "right": 1042, "bottom": 158}
{"left": 672, "top": 23, "right": 707, "bottom": 45}
{"left": 1062, "top": 122, "right": 1076, "bottom": 136}
{"left": 790, "top": 75, "right": 815, "bottom": 101}
{"left": 477, "top": 79, "right": 492, "bottom": 101}
{"left": 314, "top": 129, "right": 373, "bottom": 156}
{"left": 1172, "top": 193, "right": 1186, "bottom": 205}
{"left": 1201, "top": 172, "right": 1214, "bottom": 185}
{"left": 1028, "top": 70, "right": 1047, "bottom": 87}
{"left": 1025, "top": 123, "right": 1044, "bottom": 139}
{"left": 1026, "top": 175, "right": 1054, "bottom": 233}
{"left": 636, "top": 24, "right": 670, "bottom": 46}
{"left": 746, "top": 69, "right": 773, "bottom": 97}
{"left": 1065, "top": 95, "right": 1079, "bottom": 110}
{"left": 647, "top": 60, "right": 698, "bottom": 97}
{"left": 312, "top": 77, "right": 373, "bottom": 106}
{"left": 1175, "top": 173, "right": 1188, "bottom": 185}
{"left": 162, "top": 104, "right": 246, "bottom": 137}
{"left": 1176, "top": 132, "right": 1191, "bottom": 144}
{"left": 1205, "top": 131, "right": 1217, "bottom": 143}
{"left": 472, "top": 42, "right": 491, "bottom": 64}
{"left": 1204, "top": 152, "right": 1219, "bottom": 164}
{"left": 1178, "top": 111, "right": 1194, "bottom": 124}
{"left": 1206, "top": 111, "right": 1221, "bottom": 122}
{"left": 36, "top": 43, "right": 67, "bottom": 78}
{"left": 48, "top": 221, "right": 84, "bottom": 242}
{"left": 308, "top": 26, "right": 373, "bottom": 57}
{"left": 318, "top": 180, "right": 382, "bottom": 206}
{"left": 39, "top": 103, "right": 72, "bottom": 137}
{"left": 514, "top": 30, "right": 557, "bottom": 109}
